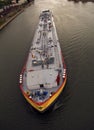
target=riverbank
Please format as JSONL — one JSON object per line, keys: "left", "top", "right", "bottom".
{"left": 0, "top": 2, "right": 32, "bottom": 30}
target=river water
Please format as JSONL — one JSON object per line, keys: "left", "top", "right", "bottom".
{"left": 0, "top": 0, "right": 94, "bottom": 129}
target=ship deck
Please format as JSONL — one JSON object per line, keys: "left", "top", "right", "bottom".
{"left": 21, "top": 10, "right": 66, "bottom": 104}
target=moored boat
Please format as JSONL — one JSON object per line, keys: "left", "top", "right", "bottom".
{"left": 19, "top": 10, "right": 67, "bottom": 113}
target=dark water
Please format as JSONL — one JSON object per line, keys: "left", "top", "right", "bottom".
{"left": 0, "top": 0, "right": 94, "bottom": 129}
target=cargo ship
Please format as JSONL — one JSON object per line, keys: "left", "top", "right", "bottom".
{"left": 19, "top": 10, "right": 67, "bottom": 113}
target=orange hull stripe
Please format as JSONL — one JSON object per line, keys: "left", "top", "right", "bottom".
{"left": 20, "top": 76, "right": 67, "bottom": 112}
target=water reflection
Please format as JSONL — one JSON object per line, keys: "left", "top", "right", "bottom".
{"left": 68, "top": 0, "right": 94, "bottom": 3}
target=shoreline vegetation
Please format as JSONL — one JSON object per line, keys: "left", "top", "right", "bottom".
{"left": 0, "top": 0, "right": 34, "bottom": 30}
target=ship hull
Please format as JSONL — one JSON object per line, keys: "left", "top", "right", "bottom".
{"left": 19, "top": 10, "right": 67, "bottom": 113}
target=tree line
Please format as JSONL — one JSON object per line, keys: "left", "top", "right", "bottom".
{"left": 0, "top": 0, "right": 33, "bottom": 9}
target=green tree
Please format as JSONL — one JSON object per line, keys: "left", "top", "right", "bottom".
{"left": 0, "top": 0, "right": 5, "bottom": 9}
{"left": 4, "top": 0, "right": 12, "bottom": 5}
